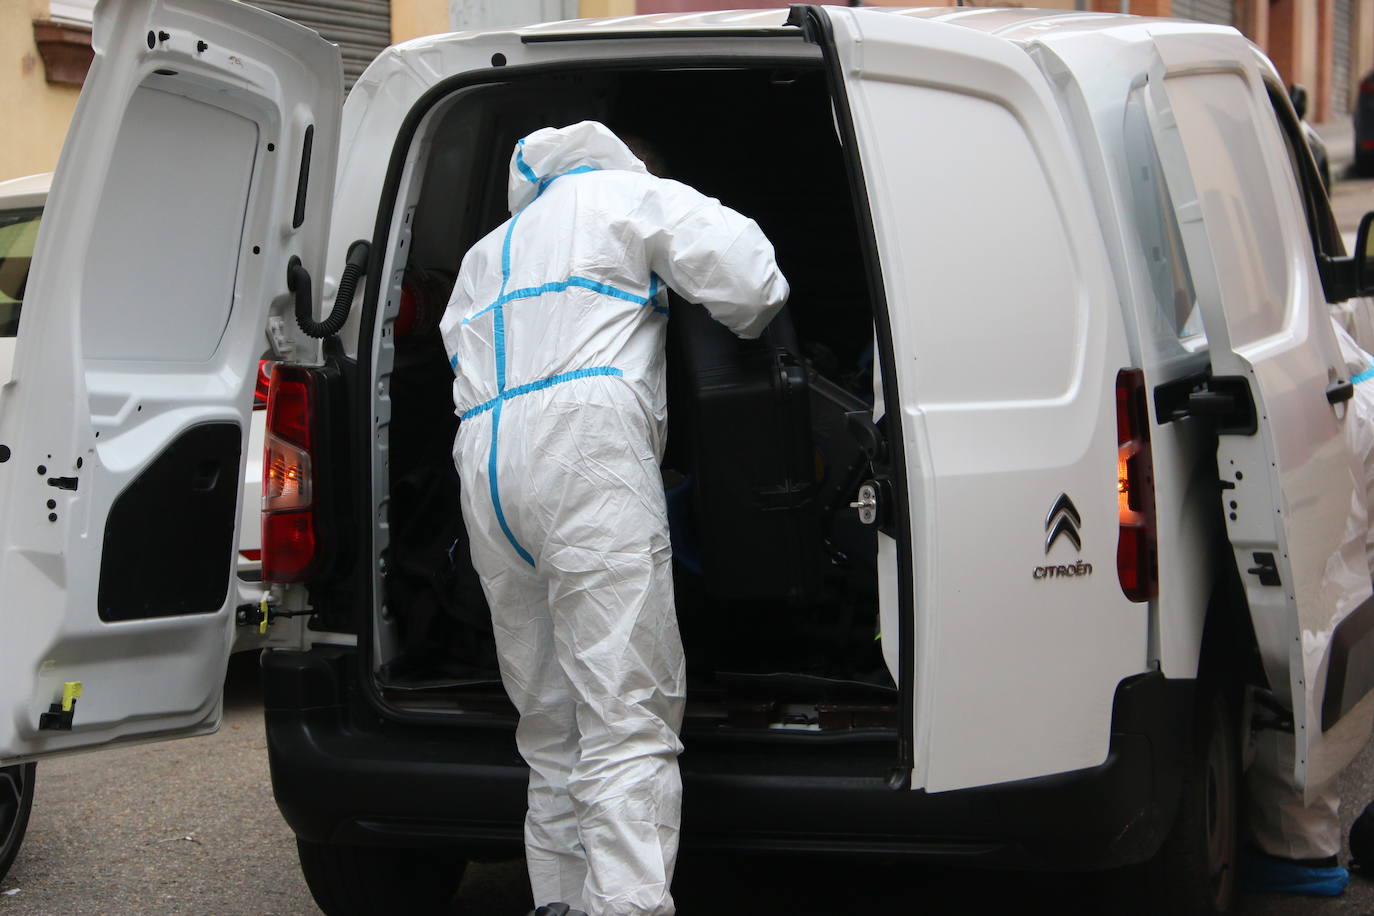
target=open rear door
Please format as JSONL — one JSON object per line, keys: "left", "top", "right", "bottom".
{"left": 1144, "top": 32, "right": 1374, "bottom": 790}
{"left": 0, "top": 0, "right": 340, "bottom": 761}
{"left": 803, "top": 6, "right": 1141, "bottom": 792}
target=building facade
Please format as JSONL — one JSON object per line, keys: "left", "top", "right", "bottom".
{"left": 3, "top": 0, "right": 1371, "bottom": 180}
{"left": 2, "top": 0, "right": 449, "bottom": 181}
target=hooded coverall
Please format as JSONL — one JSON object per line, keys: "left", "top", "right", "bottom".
{"left": 440, "top": 121, "right": 788, "bottom": 915}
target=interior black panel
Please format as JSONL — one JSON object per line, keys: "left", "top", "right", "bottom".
{"left": 98, "top": 421, "right": 241, "bottom": 622}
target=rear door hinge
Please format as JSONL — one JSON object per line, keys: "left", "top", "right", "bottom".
{"left": 1153, "top": 372, "right": 1257, "bottom": 435}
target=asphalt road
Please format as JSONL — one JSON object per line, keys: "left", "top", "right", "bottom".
{"left": 7, "top": 158, "right": 1374, "bottom": 916}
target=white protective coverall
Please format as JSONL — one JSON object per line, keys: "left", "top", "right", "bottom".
{"left": 440, "top": 121, "right": 788, "bottom": 915}
{"left": 1244, "top": 317, "right": 1374, "bottom": 863}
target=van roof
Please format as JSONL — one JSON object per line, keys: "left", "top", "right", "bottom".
{"left": 505, "top": 6, "right": 1235, "bottom": 45}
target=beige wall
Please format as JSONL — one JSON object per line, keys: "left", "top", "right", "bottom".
{"left": 0, "top": 0, "right": 80, "bottom": 182}
{"left": 581, "top": 0, "right": 636, "bottom": 15}
{"left": 392, "top": 0, "right": 452, "bottom": 43}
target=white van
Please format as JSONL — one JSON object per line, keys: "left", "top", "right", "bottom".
{"left": 5, "top": 4, "right": 1374, "bottom": 914}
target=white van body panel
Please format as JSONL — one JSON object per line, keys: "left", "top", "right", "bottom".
{"left": 0, "top": 0, "right": 340, "bottom": 763}
{"left": 825, "top": 8, "right": 1144, "bottom": 792}
{"left": 1024, "top": 22, "right": 1225, "bottom": 683}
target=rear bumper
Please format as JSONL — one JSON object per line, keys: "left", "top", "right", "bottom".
{"left": 263, "top": 648, "right": 1191, "bottom": 870}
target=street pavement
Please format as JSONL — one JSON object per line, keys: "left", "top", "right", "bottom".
{"left": 7, "top": 128, "right": 1374, "bottom": 916}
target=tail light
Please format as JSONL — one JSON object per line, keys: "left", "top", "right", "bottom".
{"left": 1116, "top": 369, "right": 1158, "bottom": 602}
{"left": 1361, "top": 78, "right": 1374, "bottom": 96}
{"left": 252, "top": 360, "right": 273, "bottom": 410}
{"left": 262, "top": 365, "right": 317, "bottom": 582}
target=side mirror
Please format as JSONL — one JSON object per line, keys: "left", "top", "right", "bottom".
{"left": 1323, "top": 211, "right": 1374, "bottom": 302}
{"left": 1358, "top": 211, "right": 1374, "bottom": 295}
{"left": 1290, "top": 83, "right": 1309, "bottom": 121}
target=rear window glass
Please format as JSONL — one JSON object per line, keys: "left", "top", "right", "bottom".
{"left": 1123, "top": 95, "right": 1205, "bottom": 350}
{"left": 0, "top": 207, "right": 40, "bottom": 338}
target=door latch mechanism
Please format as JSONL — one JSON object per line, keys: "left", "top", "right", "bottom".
{"left": 38, "top": 681, "right": 83, "bottom": 730}
{"left": 850, "top": 482, "right": 880, "bottom": 525}
{"left": 236, "top": 597, "right": 312, "bottom": 633}
{"left": 850, "top": 478, "right": 893, "bottom": 533}
{"left": 1246, "top": 551, "right": 1282, "bottom": 587}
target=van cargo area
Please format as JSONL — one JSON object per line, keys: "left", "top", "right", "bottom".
{"left": 368, "top": 64, "right": 895, "bottom": 739}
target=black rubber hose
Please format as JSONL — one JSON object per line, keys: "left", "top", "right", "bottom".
{"left": 290, "top": 240, "right": 370, "bottom": 339}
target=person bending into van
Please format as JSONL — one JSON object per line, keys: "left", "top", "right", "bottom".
{"left": 439, "top": 121, "right": 788, "bottom": 916}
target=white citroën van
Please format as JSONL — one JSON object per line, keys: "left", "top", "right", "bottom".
{"left": 6, "top": 3, "right": 1374, "bottom": 913}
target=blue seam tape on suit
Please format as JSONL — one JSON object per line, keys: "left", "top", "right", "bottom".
{"left": 470, "top": 149, "right": 671, "bottom": 563}
{"left": 465, "top": 273, "right": 666, "bottom": 323}
{"left": 461, "top": 366, "right": 625, "bottom": 420}
{"left": 472, "top": 153, "right": 656, "bottom": 566}
{"left": 487, "top": 399, "right": 535, "bottom": 567}
{"left": 1354, "top": 366, "right": 1374, "bottom": 386}
{"left": 515, "top": 139, "right": 539, "bottom": 184}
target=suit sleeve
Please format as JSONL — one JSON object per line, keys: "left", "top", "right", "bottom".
{"left": 637, "top": 177, "right": 790, "bottom": 339}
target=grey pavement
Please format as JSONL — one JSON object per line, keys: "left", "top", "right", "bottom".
{"left": 0, "top": 654, "right": 316, "bottom": 916}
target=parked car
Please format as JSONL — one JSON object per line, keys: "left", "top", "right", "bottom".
{"left": 1356, "top": 70, "right": 1374, "bottom": 176}
{"left": 0, "top": 174, "right": 50, "bottom": 884}
{"left": 3, "top": 6, "right": 1374, "bottom": 916}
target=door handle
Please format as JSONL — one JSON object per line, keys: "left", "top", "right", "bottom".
{"left": 1328, "top": 378, "right": 1354, "bottom": 405}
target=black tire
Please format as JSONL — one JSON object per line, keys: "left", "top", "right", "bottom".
{"left": 0, "top": 763, "right": 35, "bottom": 884}
{"left": 1145, "top": 689, "right": 1240, "bottom": 915}
{"left": 296, "top": 838, "right": 467, "bottom": 916}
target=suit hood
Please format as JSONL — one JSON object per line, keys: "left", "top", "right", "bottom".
{"left": 508, "top": 120, "right": 647, "bottom": 212}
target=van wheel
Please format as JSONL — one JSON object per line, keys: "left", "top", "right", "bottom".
{"left": 0, "top": 763, "right": 35, "bottom": 883}
{"left": 1146, "top": 689, "right": 1239, "bottom": 915}
{"left": 295, "top": 837, "right": 466, "bottom": 916}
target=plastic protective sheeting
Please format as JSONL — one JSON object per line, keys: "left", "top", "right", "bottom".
{"left": 440, "top": 121, "right": 787, "bottom": 915}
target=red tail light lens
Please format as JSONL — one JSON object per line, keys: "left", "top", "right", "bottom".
{"left": 1116, "top": 369, "right": 1158, "bottom": 602}
{"left": 253, "top": 360, "right": 273, "bottom": 410}
{"left": 262, "top": 366, "right": 317, "bottom": 582}
{"left": 1361, "top": 78, "right": 1374, "bottom": 96}
{"left": 263, "top": 511, "right": 316, "bottom": 582}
